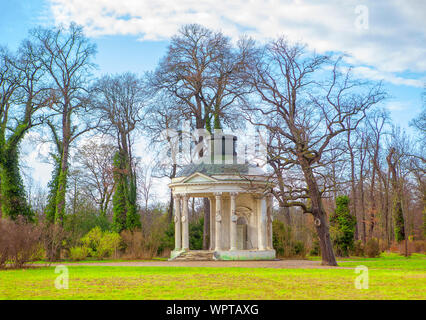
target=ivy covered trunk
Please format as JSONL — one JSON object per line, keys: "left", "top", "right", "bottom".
{"left": 112, "top": 150, "right": 129, "bottom": 232}
{"left": 392, "top": 197, "right": 405, "bottom": 242}
{"left": 387, "top": 148, "right": 405, "bottom": 243}
{"left": 55, "top": 139, "right": 69, "bottom": 226}
{"left": 0, "top": 145, "right": 32, "bottom": 220}
{"left": 125, "top": 173, "right": 140, "bottom": 230}
{"left": 0, "top": 119, "right": 33, "bottom": 221}
{"left": 112, "top": 149, "right": 140, "bottom": 232}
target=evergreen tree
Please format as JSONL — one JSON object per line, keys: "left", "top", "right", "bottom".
{"left": 112, "top": 151, "right": 128, "bottom": 232}
{"left": 0, "top": 142, "right": 33, "bottom": 220}
{"left": 45, "top": 154, "right": 62, "bottom": 224}
{"left": 330, "top": 196, "right": 357, "bottom": 256}
{"left": 112, "top": 150, "right": 140, "bottom": 232}
{"left": 393, "top": 199, "right": 405, "bottom": 242}
{"left": 125, "top": 174, "right": 141, "bottom": 230}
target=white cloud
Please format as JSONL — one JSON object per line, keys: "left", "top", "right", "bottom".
{"left": 352, "top": 66, "right": 424, "bottom": 88}
{"left": 385, "top": 101, "right": 409, "bottom": 112}
{"left": 47, "top": 0, "right": 425, "bottom": 85}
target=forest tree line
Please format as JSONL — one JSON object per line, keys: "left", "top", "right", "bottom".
{"left": 0, "top": 23, "right": 424, "bottom": 266}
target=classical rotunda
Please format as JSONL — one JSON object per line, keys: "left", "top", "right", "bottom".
{"left": 169, "top": 131, "right": 276, "bottom": 261}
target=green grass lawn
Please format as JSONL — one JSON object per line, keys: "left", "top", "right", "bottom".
{"left": 0, "top": 254, "right": 425, "bottom": 300}
{"left": 28, "top": 257, "right": 169, "bottom": 264}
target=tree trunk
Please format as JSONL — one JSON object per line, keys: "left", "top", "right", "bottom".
{"left": 387, "top": 148, "right": 405, "bottom": 242}
{"left": 280, "top": 206, "right": 292, "bottom": 226}
{"left": 167, "top": 163, "right": 177, "bottom": 223}
{"left": 313, "top": 209, "right": 337, "bottom": 266}
{"left": 167, "top": 190, "right": 174, "bottom": 223}
{"left": 55, "top": 138, "right": 69, "bottom": 226}
{"left": 300, "top": 158, "right": 337, "bottom": 266}
{"left": 347, "top": 129, "right": 359, "bottom": 240}
{"left": 369, "top": 152, "right": 378, "bottom": 239}
{"left": 360, "top": 180, "right": 366, "bottom": 244}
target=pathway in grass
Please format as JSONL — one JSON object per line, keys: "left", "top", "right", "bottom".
{"left": 1, "top": 254, "right": 425, "bottom": 300}
{"left": 39, "top": 259, "right": 351, "bottom": 269}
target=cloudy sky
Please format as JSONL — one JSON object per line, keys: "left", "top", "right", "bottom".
{"left": 0, "top": 0, "right": 425, "bottom": 198}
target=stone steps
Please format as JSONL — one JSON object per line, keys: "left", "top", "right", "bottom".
{"left": 173, "top": 250, "right": 214, "bottom": 261}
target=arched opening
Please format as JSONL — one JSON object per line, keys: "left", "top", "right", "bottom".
{"left": 236, "top": 216, "right": 248, "bottom": 250}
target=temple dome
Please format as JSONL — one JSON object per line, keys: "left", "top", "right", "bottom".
{"left": 176, "top": 131, "right": 267, "bottom": 179}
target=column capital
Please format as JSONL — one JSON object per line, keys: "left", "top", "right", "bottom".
{"left": 214, "top": 192, "right": 222, "bottom": 198}
{"left": 229, "top": 192, "right": 238, "bottom": 197}
{"left": 253, "top": 193, "right": 266, "bottom": 200}
{"left": 173, "top": 193, "right": 181, "bottom": 199}
{"left": 182, "top": 193, "right": 189, "bottom": 201}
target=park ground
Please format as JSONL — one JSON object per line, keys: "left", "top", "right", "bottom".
{"left": 0, "top": 253, "right": 424, "bottom": 300}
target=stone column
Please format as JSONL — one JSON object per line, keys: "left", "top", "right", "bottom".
{"left": 267, "top": 193, "right": 274, "bottom": 250}
{"left": 230, "top": 192, "right": 238, "bottom": 250}
{"left": 257, "top": 195, "right": 267, "bottom": 250}
{"left": 181, "top": 194, "right": 189, "bottom": 251}
{"left": 209, "top": 197, "right": 215, "bottom": 250}
{"left": 173, "top": 194, "right": 181, "bottom": 251}
{"left": 214, "top": 192, "right": 222, "bottom": 251}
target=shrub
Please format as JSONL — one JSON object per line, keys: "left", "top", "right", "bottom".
{"left": 121, "top": 227, "right": 165, "bottom": 259}
{"left": 292, "top": 241, "right": 306, "bottom": 257}
{"left": 330, "top": 196, "right": 356, "bottom": 257}
{"left": 352, "top": 240, "right": 364, "bottom": 257}
{"left": 365, "top": 238, "right": 380, "bottom": 258}
{"left": 0, "top": 217, "right": 41, "bottom": 269}
{"left": 273, "top": 220, "right": 307, "bottom": 258}
{"left": 40, "top": 221, "right": 68, "bottom": 261}
{"left": 309, "top": 238, "right": 321, "bottom": 256}
{"left": 81, "top": 226, "right": 103, "bottom": 256}
{"left": 272, "top": 220, "right": 289, "bottom": 257}
{"left": 69, "top": 246, "right": 89, "bottom": 261}
{"left": 121, "top": 230, "right": 144, "bottom": 259}
{"left": 80, "top": 227, "right": 121, "bottom": 259}
{"left": 413, "top": 240, "right": 425, "bottom": 254}
{"left": 64, "top": 206, "right": 111, "bottom": 244}
{"left": 158, "top": 222, "right": 175, "bottom": 254}
{"left": 97, "top": 232, "right": 121, "bottom": 259}
{"left": 389, "top": 240, "right": 425, "bottom": 255}
{"left": 30, "top": 243, "right": 46, "bottom": 261}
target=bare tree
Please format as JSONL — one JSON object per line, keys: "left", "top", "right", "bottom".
{"left": 137, "top": 161, "right": 155, "bottom": 213}
{"left": 0, "top": 38, "right": 50, "bottom": 220}
{"left": 144, "top": 93, "right": 182, "bottom": 222}
{"left": 365, "top": 108, "right": 389, "bottom": 238}
{"left": 74, "top": 140, "right": 116, "bottom": 217}
{"left": 32, "top": 23, "right": 97, "bottom": 225}
{"left": 93, "top": 72, "right": 147, "bottom": 231}
{"left": 356, "top": 128, "right": 369, "bottom": 244}
{"left": 345, "top": 116, "right": 359, "bottom": 240}
{"left": 386, "top": 126, "right": 412, "bottom": 244}
{"left": 149, "top": 24, "right": 253, "bottom": 249}
{"left": 242, "top": 38, "right": 386, "bottom": 265}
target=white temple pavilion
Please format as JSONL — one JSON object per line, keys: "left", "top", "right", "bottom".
{"left": 168, "top": 132, "right": 276, "bottom": 260}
